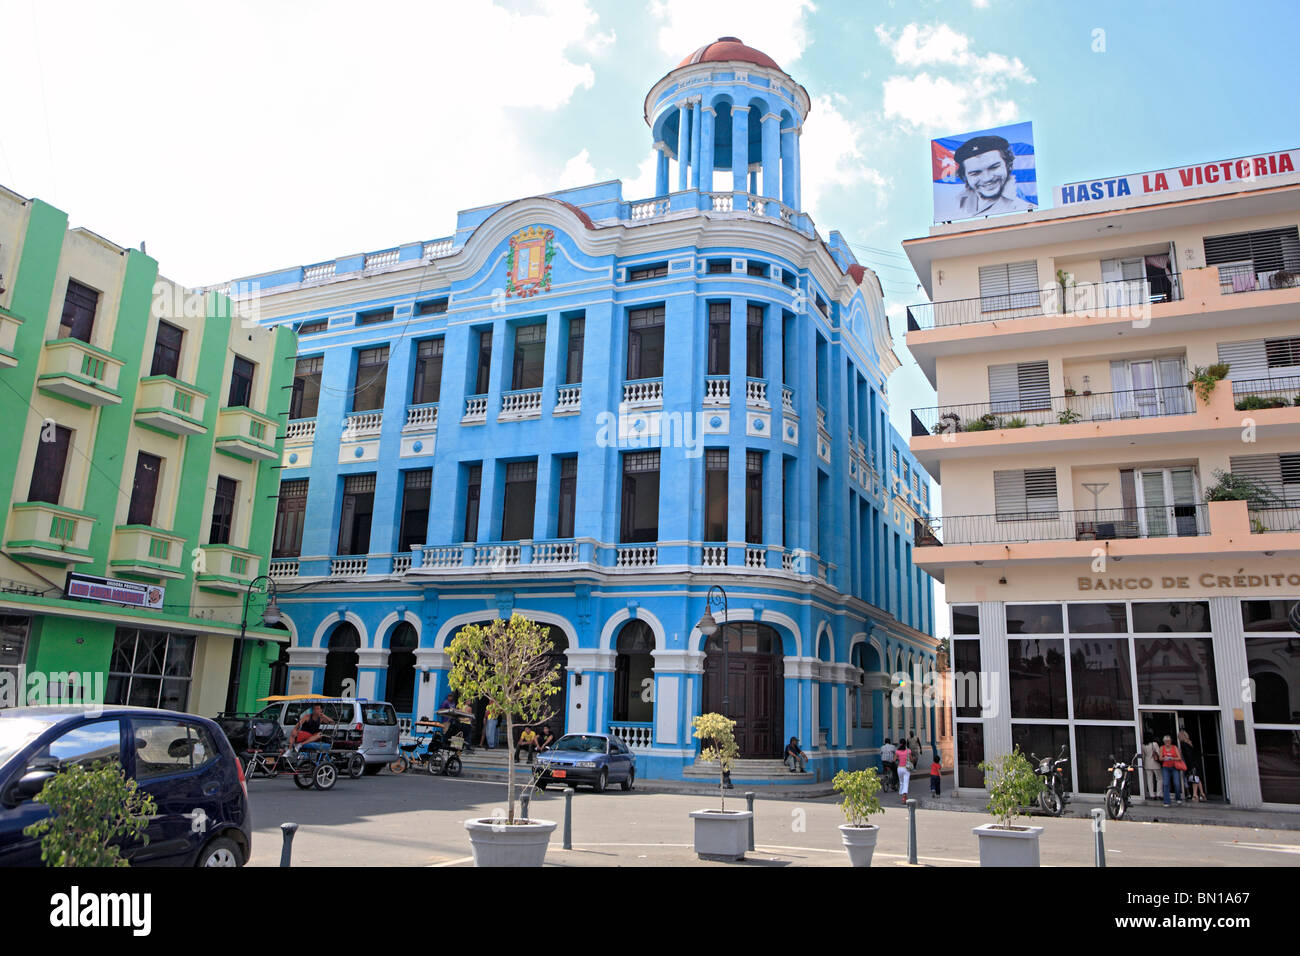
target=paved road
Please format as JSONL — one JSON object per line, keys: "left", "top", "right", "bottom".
{"left": 244, "top": 772, "right": 1300, "bottom": 867}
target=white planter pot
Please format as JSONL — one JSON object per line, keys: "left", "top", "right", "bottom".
{"left": 839, "top": 824, "right": 879, "bottom": 867}
{"left": 464, "top": 817, "right": 557, "bottom": 867}
{"left": 690, "top": 809, "right": 753, "bottom": 861}
{"left": 972, "top": 822, "right": 1043, "bottom": 867}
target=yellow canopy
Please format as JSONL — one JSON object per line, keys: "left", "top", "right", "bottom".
{"left": 257, "top": 693, "right": 330, "bottom": 702}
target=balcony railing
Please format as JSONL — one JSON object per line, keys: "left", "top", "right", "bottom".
{"left": 343, "top": 411, "right": 382, "bottom": 439}
{"left": 1217, "top": 262, "right": 1300, "bottom": 294}
{"left": 608, "top": 721, "right": 653, "bottom": 751}
{"left": 746, "top": 378, "right": 769, "bottom": 407}
{"left": 1250, "top": 504, "right": 1300, "bottom": 533}
{"left": 474, "top": 544, "right": 521, "bottom": 568}
{"left": 331, "top": 556, "right": 368, "bottom": 576}
{"left": 616, "top": 545, "right": 658, "bottom": 568}
{"left": 701, "top": 545, "right": 727, "bottom": 567}
{"left": 404, "top": 403, "right": 438, "bottom": 431}
{"left": 906, "top": 275, "right": 1184, "bottom": 331}
{"left": 555, "top": 385, "right": 581, "bottom": 415}
{"left": 391, "top": 553, "right": 412, "bottom": 573}
{"left": 420, "top": 546, "right": 462, "bottom": 569}
{"left": 782, "top": 385, "right": 795, "bottom": 416}
{"left": 499, "top": 388, "right": 543, "bottom": 420}
{"left": 704, "top": 376, "right": 730, "bottom": 405}
{"left": 912, "top": 384, "right": 1196, "bottom": 435}
{"left": 268, "top": 558, "right": 300, "bottom": 579}
{"left": 915, "top": 504, "right": 1210, "bottom": 546}
{"left": 284, "top": 418, "right": 316, "bottom": 443}
{"left": 622, "top": 379, "right": 663, "bottom": 406}
{"left": 1232, "top": 374, "right": 1300, "bottom": 409}
{"left": 462, "top": 395, "right": 488, "bottom": 423}
{"left": 745, "top": 546, "right": 766, "bottom": 568}
{"left": 534, "top": 540, "right": 578, "bottom": 565}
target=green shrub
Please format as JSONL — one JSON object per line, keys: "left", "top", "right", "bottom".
{"left": 1003, "top": 416, "right": 1027, "bottom": 429}
{"left": 833, "top": 768, "right": 884, "bottom": 827}
{"left": 978, "top": 747, "right": 1042, "bottom": 829}
{"left": 1057, "top": 408, "right": 1082, "bottom": 425}
{"left": 692, "top": 713, "right": 740, "bottom": 811}
{"left": 1203, "top": 468, "right": 1281, "bottom": 507}
{"left": 22, "top": 761, "right": 157, "bottom": 867}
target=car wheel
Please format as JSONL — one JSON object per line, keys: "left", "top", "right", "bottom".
{"left": 363, "top": 762, "right": 384, "bottom": 776}
{"left": 389, "top": 756, "right": 409, "bottom": 774}
{"left": 593, "top": 769, "right": 608, "bottom": 793}
{"left": 347, "top": 753, "right": 366, "bottom": 778}
{"left": 445, "top": 755, "right": 462, "bottom": 777}
{"left": 197, "top": 836, "right": 243, "bottom": 867}
{"left": 621, "top": 769, "right": 635, "bottom": 792}
{"left": 292, "top": 767, "right": 316, "bottom": 789}
{"left": 314, "top": 762, "right": 337, "bottom": 791}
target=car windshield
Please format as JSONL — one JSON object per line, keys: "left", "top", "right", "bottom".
{"left": 0, "top": 717, "right": 54, "bottom": 766}
{"left": 552, "top": 735, "right": 607, "bottom": 753}
{"left": 253, "top": 704, "right": 280, "bottom": 720}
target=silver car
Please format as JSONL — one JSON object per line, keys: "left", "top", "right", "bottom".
{"left": 253, "top": 698, "right": 400, "bottom": 775}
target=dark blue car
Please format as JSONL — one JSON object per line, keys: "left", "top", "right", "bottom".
{"left": 0, "top": 705, "right": 251, "bottom": 867}
{"left": 535, "top": 733, "right": 635, "bottom": 793}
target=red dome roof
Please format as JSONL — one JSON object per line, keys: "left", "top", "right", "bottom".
{"left": 678, "top": 37, "right": 782, "bottom": 73}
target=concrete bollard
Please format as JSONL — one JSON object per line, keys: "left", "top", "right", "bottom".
{"left": 745, "top": 792, "right": 755, "bottom": 851}
{"left": 907, "top": 799, "right": 918, "bottom": 865}
{"left": 279, "top": 822, "right": 298, "bottom": 867}
{"left": 1091, "top": 808, "right": 1106, "bottom": 867}
{"left": 563, "top": 787, "right": 575, "bottom": 849}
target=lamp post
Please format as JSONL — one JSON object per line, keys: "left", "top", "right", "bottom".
{"left": 225, "top": 575, "right": 282, "bottom": 713}
{"left": 695, "top": 585, "right": 734, "bottom": 788}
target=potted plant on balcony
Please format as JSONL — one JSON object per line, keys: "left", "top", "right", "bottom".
{"left": 1203, "top": 468, "right": 1281, "bottom": 509}
{"left": 832, "top": 768, "right": 884, "bottom": 867}
{"left": 972, "top": 747, "right": 1044, "bottom": 867}
{"left": 449, "top": 613, "right": 562, "bottom": 867}
{"left": 1187, "top": 363, "right": 1230, "bottom": 402}
{"left": 689, "top": 713, "right": 751, "bottom": 861}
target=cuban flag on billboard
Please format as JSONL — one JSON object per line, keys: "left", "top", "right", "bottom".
{"left": 932, "top": 121, "right": 1037, "bottom": 224}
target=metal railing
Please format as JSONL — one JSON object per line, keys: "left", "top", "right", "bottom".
{"left": 1217, "top": 262, "right": 1300, "bottom": 294}
{"left": 906, "top": 275, "right": 1184, "bottom": 331}
{"left": 915, "top": 504, "right": 1210, "bottom": 546}
{"left": 1249, "top": 504, "right": 1300, "bottom": 533}
{"left": 912, "top": 384, "right": 1196, "bottom": 435}
{"left": 1232, "top": 374, "right": 1300, "bottom": 409}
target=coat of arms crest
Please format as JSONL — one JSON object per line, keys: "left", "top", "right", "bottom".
{"left": 505, "top": 227, "right": 555, "bottom": 298}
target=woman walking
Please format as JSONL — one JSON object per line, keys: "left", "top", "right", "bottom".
{"left": 895, "top": 739, "right": 912, "bottom": 805}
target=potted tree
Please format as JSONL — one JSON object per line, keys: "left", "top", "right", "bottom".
{"left": 689, "top": 713, "right": 751, "bottom": 861}
{"left": 973, "top": 747, "right": 1044, "bottom": 867}
{"left": 832, "top": 768, "right": 884, "bottom": 866}
{"left": 448, "top": 613, "right": 562, "bottom": 867}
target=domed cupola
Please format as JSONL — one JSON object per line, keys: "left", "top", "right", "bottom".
{"left": 643, "top": 37, "right": 811, "bottom": 213}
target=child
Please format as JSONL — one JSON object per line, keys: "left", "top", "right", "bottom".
{"left": 929, "top": 752, "right": 942, "bottom": 797}
{"left": 1187, "top": 765, "right": 1206, "bottom": 802}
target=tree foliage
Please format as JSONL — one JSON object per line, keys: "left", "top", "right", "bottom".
{"left": 23, "top": 761, "right": 157, "bottom": 867}
{"left": 447, "top": 614, "right": 561, "bottom": 824}
{"left": 692, "top": 712, "right": 739, "bottom": 811}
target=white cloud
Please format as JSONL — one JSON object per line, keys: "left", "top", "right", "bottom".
{"left": 873, "top": 23, "right": 1034, "bottom": 132}
{"left": 648, "top": 0, "right": 816, "bottom": 70}
{"left": 0, "top": 0, "right": 612, "bottom": 286}
{"left": 800, "top": 93, "right": 891, "bottom": 220}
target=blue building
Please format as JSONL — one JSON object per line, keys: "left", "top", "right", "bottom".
{"left": 225, "top": 38, "right": 940, "bottom": 782}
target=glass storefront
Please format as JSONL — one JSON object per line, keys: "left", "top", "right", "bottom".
{"left": 106, "top": 627, "right": 196, "bottom": 711}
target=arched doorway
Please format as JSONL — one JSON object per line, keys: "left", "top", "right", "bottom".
{"left": 268, "top": 638, "right": 290, "bottom": 698}
{"left": 538, "top": 626, "right": 568, "bottom": 744}
{"left": 702, "top": 622, "right": 785, "bottom": 759}
{"left": 816, "top": 630, "right": 833, "bottom": 748}
{"left": 613, "top": 620, "right": 654, "bottom": 723}
{"left": 385, "top": 622, "right": 417, "bottom": 716}
{"left": 323, "top": 623, "right": 360, "bottom": 697}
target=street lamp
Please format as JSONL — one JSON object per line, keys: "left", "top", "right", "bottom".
{"left": 225, "top": 575, "right": 281, "bottom": 713}
{"left": 695, "top": 585, "right": 734, "bottom": 788}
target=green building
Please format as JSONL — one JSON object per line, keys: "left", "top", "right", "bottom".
{"left": 0, "top": 183, "right": 296, "bottom": 716}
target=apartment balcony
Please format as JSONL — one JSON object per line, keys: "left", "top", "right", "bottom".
{"left": 0, "top": 305, "right": 22, "bottom": 367}
{"left": 462, "top": 395, "right": 488, "bottom": 424}
{"left": 195, "top": 544, "right": 260, "bottom": 591}
{"left": 5, "top": 502, "right": 95, "bottom": 564}
{"left": 37, "top": 338, "right": 126, "bottom": 406}
{"left": 214, "top": 406, "right": 279, "bottom": 462}
{"left": 704, "top": 376, "right": 730, "bottom": 406}
{"left": 498, "top": 387, "right": 543, "bottom": 422}
{"left": 908, "top": 380, "right": 1285, "bottom": 478}
{"left": 267, "top": 557, "right": 300, "bottom": 579}
{"left": 905, "top": 267, "right": 1300, "bottom": 381}
{"left": 1250, "top": 503, "right": 1300, "bottom": 534}
{"left": 108, "top": 525, "right": 188, "bottom": 579}
{"left": 622, "top": 378, "right": 663, "bottom": 408}
{"left": 1231, "top": 374, "right": 1300, "bottom": 413}
{"left": 746, "top": 378, "right": 769, "bottom": 408}
{"left": 914, "top": 500, "right": 1295, "bottom": 576}
{"left": 284, "top": 418, "right": 316, "bottom": 443}
{"left": 403, "top": 403, "right": 439, "bottom": 432}
{"left": 134, "top": 376, "right": 208, "bottom": 437}
{"left": 554, "top": 384, "right": 581, "bottom": 416}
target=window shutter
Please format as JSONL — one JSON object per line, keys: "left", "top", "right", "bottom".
{"left": 996, "top": 469, "right": 1057, "bottom": 518}
{"left": 1204, "top": 227, "right": 1300, "bottom": 271}
{"left": 1265, "top": 337, "right": 1300, "bottom": 373}
{"left": 994, "top": 470, "right": 1026, "bottom": 517}
{"left": 1282, "top": 454, "right": 1300, "bottom": 493}
{"left": 1217, "top": 339, "right": 1268, "bottom": 380}
{"left": 987, "top": 363, "right": 1019, "bottom": 411}
{"left": 1023, "top": 469, "right": 1058, "bottom": 513}
{"left": 1017, "top": 362, "right": 1051, "bottom": 410}
{"left": 1230, "top": 454, "right": 1284, "bottom": 498}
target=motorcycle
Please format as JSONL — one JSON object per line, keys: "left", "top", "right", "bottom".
{"left": 1105, "top": 752, "right": 1141, "bottom": 820}
{"left": 1031, "top": 745, "right": 1070, "bottom": 816}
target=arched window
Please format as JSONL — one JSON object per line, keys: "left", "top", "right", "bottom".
{"left": 386, "top": 622, "right": 417, "bottom": 714}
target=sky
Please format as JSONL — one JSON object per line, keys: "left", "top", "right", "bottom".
{"left": 4, "top": 0, "right": 1295, "bottom": 636}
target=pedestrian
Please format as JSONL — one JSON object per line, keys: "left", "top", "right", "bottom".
{"left": 896, "top": 740, "right": 912, "bottom": 804}
{"left": 480, "top": 703, "right": 499, "bottom": 749}
{"left": 784, "top": 736, "right": 808, "bottom": 773}
{"left": 1187, "top": 764, "right": 1207, "bottom": 802}
{"left": 537, "top": 726, "right": 555, "bottom": 752}
{"left": 929, "top": 751, "right": 941, "bottom": 797}
{"left": 1143, "top": 738, "right": 1162, "bottom": 801}
{"left": 908, "top": 731, "right": 923, "bottom": 770}
{"left": 1159, "top": 734, "right": 1185, "bottom": 807}
{"left": 879, "top": 738, "right": 897, "bottom": 791}
{"left": 1178, "top": 728, "right": 1201, "bottom": 802}
{"left": 515, "top": 725, "right": 538, "bottom": 764}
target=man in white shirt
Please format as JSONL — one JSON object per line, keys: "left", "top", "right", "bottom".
{"left": 879, "top": 739, "right": 898, "bottom": 791}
